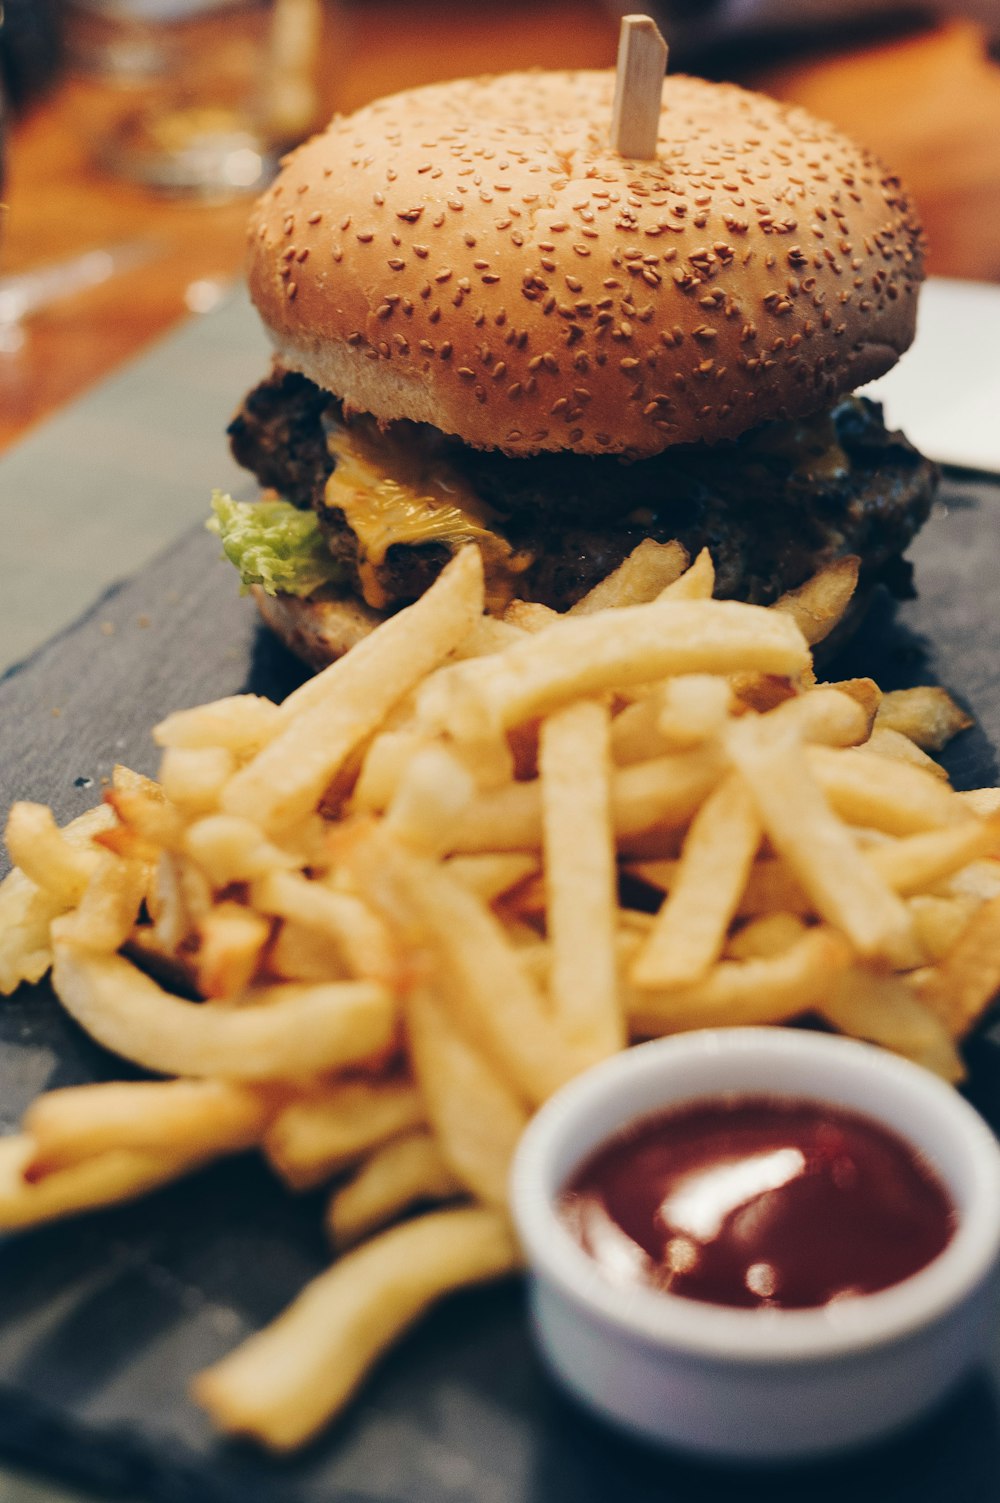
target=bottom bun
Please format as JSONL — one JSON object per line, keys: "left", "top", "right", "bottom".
{"left": 251, "top": 584, "right": 383, "bottom": 670}
{"left": 253, "top": 572, "right": 878, "bottom": 674}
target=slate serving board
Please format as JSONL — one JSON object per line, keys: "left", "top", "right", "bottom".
{"left": 2, "top": 473, "right": 1000, "bottom": 1503}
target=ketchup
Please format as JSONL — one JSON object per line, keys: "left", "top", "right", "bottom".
{"left": 560, "top": 1096, "right": 955, "bottom": 1310}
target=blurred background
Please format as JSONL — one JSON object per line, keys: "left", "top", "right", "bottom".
{"left": 1, "top": 0, "right": 999, "bottom": 453}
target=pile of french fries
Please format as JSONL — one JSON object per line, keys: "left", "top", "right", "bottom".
{"left": 2, "top": 538, "right": 1000, "bottom": 1451}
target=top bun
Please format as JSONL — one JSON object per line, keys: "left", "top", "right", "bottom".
{"left": 248, "top": 71, "right": 924, "bottom": 458}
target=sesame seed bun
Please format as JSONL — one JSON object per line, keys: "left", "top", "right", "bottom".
{"left": 247, "top": 70, "right": 925, "bottom": 459}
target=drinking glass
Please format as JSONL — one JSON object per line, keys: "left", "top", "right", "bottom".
{"left": 63, "top": 0, "right": 323, "bottom": 196}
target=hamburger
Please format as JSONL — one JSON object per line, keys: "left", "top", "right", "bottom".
{"left": 214, "top": 69, "right": 936, "bottom": 668}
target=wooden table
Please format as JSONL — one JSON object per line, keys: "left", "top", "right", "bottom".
{"left": 3, "top": 2, "right": 1000, "bottom": 456}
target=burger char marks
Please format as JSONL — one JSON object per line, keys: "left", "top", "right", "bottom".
{"left": 229, "top": 368, "right": 936, "bottom": 613}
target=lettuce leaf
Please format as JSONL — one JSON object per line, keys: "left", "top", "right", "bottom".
{"left": 207, "top": 492, "right": 343, "bottom": 598}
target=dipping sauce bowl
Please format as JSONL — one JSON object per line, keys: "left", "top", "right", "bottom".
{"left": 510, "top": 1027, "right": 1000, "bottom": 1461}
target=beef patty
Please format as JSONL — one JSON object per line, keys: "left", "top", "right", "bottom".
{"left": 229, "top": 368, "right": 937, "bottom": 613}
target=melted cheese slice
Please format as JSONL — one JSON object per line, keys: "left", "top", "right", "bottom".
{"left": 324, "top": 418, "right": 531, "bottom": 613}
{"left": 744, "top": 408, "right": 850, "bottom": 483}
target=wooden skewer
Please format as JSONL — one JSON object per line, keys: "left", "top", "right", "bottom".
{"left": 610, "top": 14, "right": 668, "bottom": 161}
{"left": 265, "top": 0, "right": 323, "bottom": 142}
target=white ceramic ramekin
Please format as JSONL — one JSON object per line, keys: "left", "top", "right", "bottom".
{"left": 510, "top": 1027, "right": 1000, "bottom": 1462}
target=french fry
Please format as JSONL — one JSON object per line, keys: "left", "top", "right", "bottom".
{"left": 771, "top": 555, "right": 860, "bottom": 645}
{"left": 0, "top": 867, "right": 64, "bottom": 994}
{"left": 153, "top": 694, "right": 282, "bottom": 754}
{"left": 450, "top": 615, "right": 526, "bottom": 659}
{"left": 195, "top": 902, "right": 272, "bottom": 999}
{"left": 182, "top": 814, "right": 298, "bottom": 887}
{"left": 148, "top": 852, "right": 198, "bottom": 952}
{"left": 193, "top": 1206, "right": 520, "bottom": 1450}
{"left": 267, "top": 920, "right": 346, "bottom": 982}
{"left": 631, "top": 774, "right": 761, "bottom": 988}
{"left": 383, "top": 744, "right": 476, "bottom": 857}
{"left": 916, "top": 895, "right": 1000, "bottom": 1036}
{"left": 656, "top": 546, "right": 714, "bottom": 600}
{"left": 4, "top": 802, "right": 103, "bottom": 906}
{"left": 568, "top": 539, "right": 689, "bottom": 613}
{"left": 351, "top": 730, "right": 428, "bottom": 814}
{"left": 363, "top": 842, "right": 574, "bottom": 1104}
{"left": 609, "top": 691, "right": 672, "bottom": 765}
{"left": 819, "top": 968, "right": 964, "bottom": 1082}
{"left": 0, "top": 1135, "right": 217, "bottom": 1231}
{"left": 808, "top": 745, "right": 970, "bottom": 835}
{"left": 862, "top": 726, "right": 949, "bottom": 780}
{"left": 824, "top": 677, "right": 882, "bottom": 725}
{"left": 443, "top": 854, "right": 538, "bottom": 904}
{"left": 265, "top": 1080, "right": 425, "bottom": 1190}
{"left": 730, "top": 673, "right": 799, "bottom": 714}
{"left": 943, "top": 859, "right": 1000, "bottom": 902}
{"left": 407, "top": 986, "right": 528, "bottom": 1206}
{"left": 252, "top": 871, "right": 396, "bottom": 983}
{"left": 451, "top": 746, "right": 726, "bottom": 854}
{"left": 909, "top": 894, "right": 981, "bottom": 963}
{"left": 428, "top": 598, "right": 809, "bottom": 737}
{"left": 51, "top": 946, "right": 397, "bottom": 1080}
{"left": 504, "top": 599, "right": 559, "bottom": 633}
{"left": 771, "top": 687, "right": 870, "bottom": 748}
{"left": 737, "top": 862, "right": 812, "bottom": 917}
{"left": 728, "top": 719, "right": 915, "bottom": 960}
{"left": 875, "top": 686, "right": 973, "bottom": 752}
{"left": 628, "top": 856, "right": 812, "bottom": 918}
{"left": 866, "top": 814, "right": 1000, "bottom": 897}
{"left": 726, "top": 912, "right": 808, "bottom": 960}
{"left": 539, "top": 700, "right": 622, "bottom": 1063}
{"left": 24, "top": 1079, "right": 273, "bottom": 1175}
{"left": 50, "top": 856, "right": 148, "bottom": 953}
{"left": 105, "top": 781, "right": 185, "bottom": 850}
{"left": 159, "top": 746, "right": 236, "bottom": 812}
{"left": 655, "top": 675, "right": 733, "bottom": 750}
{"left": 628, "top": 928, "right": 847, "bottom": 1035}
{"left": 0, "top": 805, "right": 118, "bottom": 993}
{"left": 223, "top": 546, "right": 484, "bottom": 833}
{"left": 327, "top": 1130, "right": 463, "bottom": 1248}
{"left": 961, "top": 789, "right": 1000, "bottom": 818}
